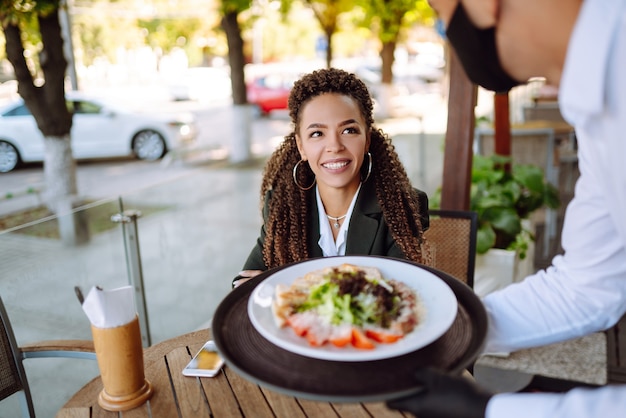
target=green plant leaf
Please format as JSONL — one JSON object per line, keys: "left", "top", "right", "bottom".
{"left": 437, "top": 153, "right": 561, "bottom": 255}
{"left": 513, "top": 164, "right": 546, "bottom": 194}
{"left": 544, "top": 184, "right": 561, "bottom": 209}
{"left": 468, "top": 153, "right": 560, "bottom": 254}
{"left": 476, "top": 223, "right": 496, "bottom": 254}
{"left": 484, "top": 207, "right": 521, "bottom": 236}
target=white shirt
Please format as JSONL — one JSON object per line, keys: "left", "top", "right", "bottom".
{"left": 316, "top": 184, "right": 361, "bottom": 257}
{"left": 485, "top": 1, "right": 626, "bottom": 416}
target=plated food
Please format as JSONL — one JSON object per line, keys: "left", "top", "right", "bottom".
{"left": 271, "top": 263, "right": 422, "bottom": 349}
{"left": 248, "top": 256, "right": 458, "bottom": 362}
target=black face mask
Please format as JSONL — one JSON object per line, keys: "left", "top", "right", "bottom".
{"left": 445, "top": 3, "right": 521, "bottom": 93}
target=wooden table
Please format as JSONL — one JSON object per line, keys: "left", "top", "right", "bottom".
{"left": 57, "top": 329, "right": 405, "bottom": 417}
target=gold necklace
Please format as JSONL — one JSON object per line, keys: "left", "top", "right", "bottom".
{"left": 327, "top": 214, "right": 347, "bottom": 229}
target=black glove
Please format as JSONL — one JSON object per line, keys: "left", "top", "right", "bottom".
{"left": 386, "top": 368, "right": 492, "bottom": 418}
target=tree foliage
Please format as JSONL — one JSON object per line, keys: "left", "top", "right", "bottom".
{"left": 280, "top": 0, "right": 354, "bottom": 68}
{"left": 357, "top": 0, "right": 434, "bottom": 83}
{"left": 0, "top": 0, "right": 59, "bottom": 24}
{"left": 0, "top": 0, "right": 70, "bottom": 136}
{"left": 309, "top": 0, "right": 355, "bottom": 68}
{"left": 138, "top": 18, "right": 204, "bottom": 54}
{"left": 71, "top": 0, "right": 147, "bottom": 66}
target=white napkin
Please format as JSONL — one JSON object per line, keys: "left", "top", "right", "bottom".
{"left": 82, "top": 285, "right": 136, "bottom": 328}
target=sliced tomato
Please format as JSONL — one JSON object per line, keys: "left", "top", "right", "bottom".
{"left": 286, "top": 316, "right": 308, "bottom": 337}
{"left": 365, "top": 329, "right": 403, "bottom": 344}
{"left": 329, "top": 335, "right": 351, "bottom": 347}
{"left": 306, "top": 330, "right": 326, "bottom": 346}
{"left": 329, "top": 327, "right": 352, "bottom": 347}
{"left": 351, "top": 328, "right": 375, "bottom": 350}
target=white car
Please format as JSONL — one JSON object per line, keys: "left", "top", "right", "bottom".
{"left": 0, "top": 93, "right": 198, "bottom": 172}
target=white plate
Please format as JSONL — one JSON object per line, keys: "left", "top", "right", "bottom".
{"left": 248, "top": 256, "right": 458, "bottom": 362}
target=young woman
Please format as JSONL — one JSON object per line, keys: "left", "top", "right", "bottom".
{"left": 234, "top": 68, "right": 429, "bottom": 287}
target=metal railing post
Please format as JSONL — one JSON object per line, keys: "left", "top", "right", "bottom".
{"left": 111, "top": 207, "right": 151, "bottom": 347}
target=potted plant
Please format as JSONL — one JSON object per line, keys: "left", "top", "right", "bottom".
{"left": 470, "top": 153, "right": 560, "bottom": 259}
{"left": 430, "top": 153, "right": 560, "bottom": 296}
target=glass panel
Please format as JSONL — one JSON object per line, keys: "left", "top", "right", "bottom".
{"left": 0, "top": 198, "right": 131, "bottom": 339}
{"left": 0, "top": 197, "right": 128, "bottom": 417}
{"left": 119, "top": 166, "right": 263, "bottom": 344}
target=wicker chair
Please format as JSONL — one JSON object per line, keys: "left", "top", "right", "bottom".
{"left": 423, "top": 210, "right": 478, "bottom": 288}
{"left": 0, "top": 296, "right": 96, "bottom": 418}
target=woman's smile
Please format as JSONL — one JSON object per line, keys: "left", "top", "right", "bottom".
{"left": 321, "top": 158, "right": 351, "bottom": 171}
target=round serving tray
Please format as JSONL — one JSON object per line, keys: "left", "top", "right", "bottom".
{"left": 212, "top": 256, "right": 487, "bottom": 403}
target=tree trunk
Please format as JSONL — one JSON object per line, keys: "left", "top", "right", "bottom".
{"left": 3, "top": 8, "right": 86, "bottom": 245}
{"left": 44, "top": 134, "right": 89, "bottom": 246}
{"left": 325, "top": 31, "right": 332, "bottom": 69}
{"left": 380, "top": 41, "right": 395, "bottom": 85}
{"left": 3, "top": 11, "right": 77, "bottom": 211}
{"left": 377, "top": 41, "right": 396, "bottom": 119}
{"left": 222, "top": 12, "right": 247, "bottom": 106}
{"left": 43, "top": 134, "right": 77, "bottom": 205}
{"left": 222, "top": 12, "right": 252, "bottom": 163}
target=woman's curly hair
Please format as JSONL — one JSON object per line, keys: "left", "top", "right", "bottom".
{"left": 259, "top": 68, "right": 426, "bottom": 268}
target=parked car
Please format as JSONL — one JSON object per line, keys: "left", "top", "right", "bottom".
{"left": 0, "top": 93, "right": 197, "bottom": 173}
{"left": 246, "top": 73, "right": 297, "bottom": 117}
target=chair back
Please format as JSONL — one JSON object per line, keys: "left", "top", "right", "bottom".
{"left": 423, "top": 210, "right": 478, "bottom": 288}
{"left": 0, "top": 297, "right": 35, "bottom": 417}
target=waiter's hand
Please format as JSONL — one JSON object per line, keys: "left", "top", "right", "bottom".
{"left": 386, "top": 368, "right": 492, "bottom": 418}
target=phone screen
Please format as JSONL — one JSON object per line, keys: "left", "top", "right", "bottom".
{"left": 182, "top": 341, "right": 224, "bottom": 377}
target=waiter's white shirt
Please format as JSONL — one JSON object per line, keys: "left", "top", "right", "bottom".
{"left": 485, "top": 0, "right": 626, "bottom": 416}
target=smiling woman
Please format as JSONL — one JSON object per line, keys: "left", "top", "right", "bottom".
{"left": 0, "top": 93, "right": 197, "bottom": 173}
{"left": 234, "top": 68, "right": 430, "bottom": 287}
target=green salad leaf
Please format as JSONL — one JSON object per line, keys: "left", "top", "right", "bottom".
{"left": 295, "top": 267, "right": 400, "bottom": 328}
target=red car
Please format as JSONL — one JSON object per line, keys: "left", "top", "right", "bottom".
{"left": 246, "top": 73, "right": 296, "bottom": 117}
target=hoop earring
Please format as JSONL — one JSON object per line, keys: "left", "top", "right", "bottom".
{"left": 362, "top": 152, "right": 372, "bottom": 183}
{"left": 293, "top": 160, "right": 316, "bottom": 191}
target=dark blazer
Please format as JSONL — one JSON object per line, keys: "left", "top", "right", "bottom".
{"left": 239, "top": 179, "right": 429, "bottom": 276}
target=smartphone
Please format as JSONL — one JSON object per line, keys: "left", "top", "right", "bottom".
{"left": 182, "top": 340, "right": 224, "bottom": 377}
